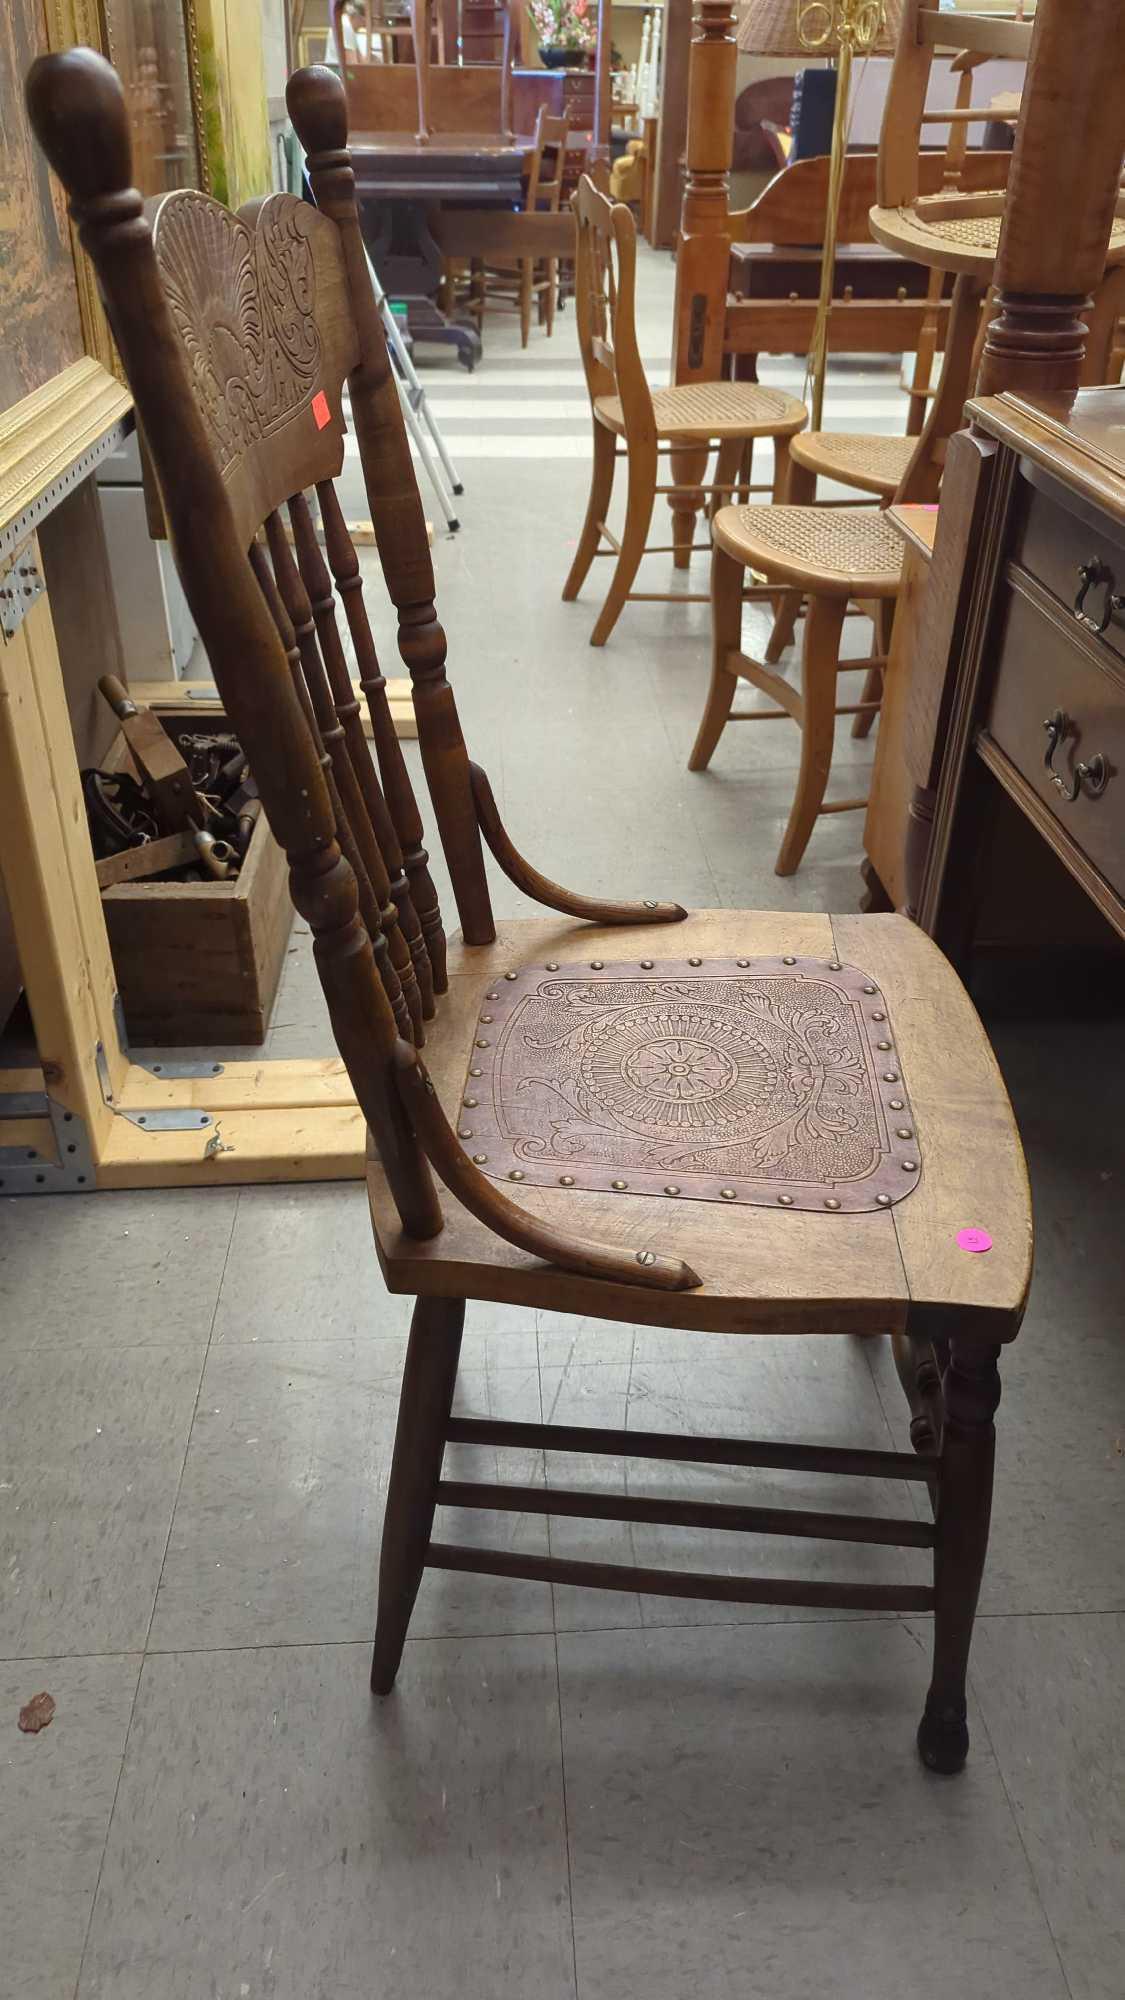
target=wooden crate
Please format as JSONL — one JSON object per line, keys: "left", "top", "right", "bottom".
{"left": 101, "top": 712, "right": 292, "bottom": 1045}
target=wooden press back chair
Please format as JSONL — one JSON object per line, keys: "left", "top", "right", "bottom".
{"left": 466, "top": 104, "right": 570, "bottom": 345}
{"left": 563, "top": 175, "right": 808, "bottom": 647}
{"left": 28, "top": 47, "right": 1032, "bottom": 1776}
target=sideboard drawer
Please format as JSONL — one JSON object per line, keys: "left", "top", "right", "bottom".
{"left": 983, "top": 577, "right": 1125, "bottom": 898}
{"left": 1012, "top": 473, "right": 1125, "bottom": 670}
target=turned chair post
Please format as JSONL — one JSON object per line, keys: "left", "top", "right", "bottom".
{"left": 288, "top": 67, "right": 497, "bottom": 948}
{"left": 918, "top": 1338, "right": 1002, "bottom": 1774}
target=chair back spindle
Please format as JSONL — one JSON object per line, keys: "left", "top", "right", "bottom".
{"left": 572, "top": 173, "right": 655, "bottom": 447}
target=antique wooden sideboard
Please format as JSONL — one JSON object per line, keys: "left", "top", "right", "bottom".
{"left": 867, "top": 388, "right": 1125, "bottom": 983}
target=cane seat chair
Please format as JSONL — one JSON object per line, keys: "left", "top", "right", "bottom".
{"left": 563, "top": 176, "right": 808, "bottom": 647}
{"left": 28, "top": 48, "right": 1031, "bottom": 1777}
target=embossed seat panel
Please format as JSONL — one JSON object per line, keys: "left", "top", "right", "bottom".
{"left": 367, "top": 909, "right": 1031, "bottom": 1338}
{"left": 459, "top": 957, "right": 921, "bottom": 1213}
{"left": 594, "top": 381, "right": 808, "bottom": 442}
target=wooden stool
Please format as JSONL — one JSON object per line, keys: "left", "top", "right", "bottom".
{"left": 692, "top": 505, "right": 904, "bottom": 874}
{"left": 32, "top": 48, "right": 1032, "bottom": 1780}
{"left": 564, "top": 176, "right": 807, "bottom": 647}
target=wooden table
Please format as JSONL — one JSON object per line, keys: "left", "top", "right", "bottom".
{"left": 864, "top": 389, "right": 1125, "bottom": 989}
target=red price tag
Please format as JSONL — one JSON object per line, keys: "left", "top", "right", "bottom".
{"left": 311, "top": 391, "right": 331, "bottom": 431}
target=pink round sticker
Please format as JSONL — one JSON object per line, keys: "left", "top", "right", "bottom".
{"left": 957, "top": 1227, "right": 993, "bottom": 1255}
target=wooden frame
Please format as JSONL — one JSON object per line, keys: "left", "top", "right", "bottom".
{"left": 0, "top": 362, "right": 368, "bottom": 1192}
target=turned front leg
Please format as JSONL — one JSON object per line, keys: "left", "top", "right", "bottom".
{"left": 919, "top": 1337, "right": 1002, "bottom": 1775}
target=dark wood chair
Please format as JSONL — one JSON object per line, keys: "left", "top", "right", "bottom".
{"left": 27, "top": 47, "right": 1032, "bottom": 1776}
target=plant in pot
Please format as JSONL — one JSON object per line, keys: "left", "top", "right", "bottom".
{"left": 530, "top": 0, "right": 597, "bottom": 68}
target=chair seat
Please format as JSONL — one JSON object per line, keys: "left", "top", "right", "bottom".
{"left": 712, "top": 503, "right": 905, "bottom": 595}
{"left": 789, "top": 431, "right": 917, "bottom": 499}
{"left": 367, "top": 909, "right": 1030, "bottom": 1339}
{"left": 594, "top": 381, "right": 808, "bottom": 442}
{"left": 871, "top": 198, "right": 1125, "bottom": 278}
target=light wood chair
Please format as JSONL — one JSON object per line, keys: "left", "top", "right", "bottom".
{"left": 466, "top": 106, "right": 570, "bottom": 346}
{"left": 29, "top": 48, "right": 1032, "bottom": 1778}
{"left": 564, "top": 176, "right": 808, "bottom": 647}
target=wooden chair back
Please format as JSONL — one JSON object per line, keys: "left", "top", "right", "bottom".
{"left": 336, "top": 0, "right": 521, "bottom": 138}
{"left": 572, "top": 173, "right": 652, "bottom": 438}
{"left": 525, "top": 106, "right": 569, "bottom": 214}
{"left": 333, "top": 0, "right": 440, "bottom": 65}
{"left": 878, "top": 2, "right": 1033, "bottom": 210}
{"left": 25, "top": 51, "right": 512, "bottom": 1242}
{"left": 731, "top": 148, "right": 1014, "bottom": 250}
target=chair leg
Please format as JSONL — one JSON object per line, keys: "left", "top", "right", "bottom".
{"left": 709, "top": 436, "right": 743, "bottom": 522}
{"left": 736, "top": 436, "right": 754, "bottom": 505}
{"left": 689, "top": 541, "right": 744, "bottom": 770}
{"left": 764, "top": 448, "right": 813, "bottom": 664}
{"left": 918, "top": 1338, "right": 1002, "bottom": 1774}
{"left": 371, "top": 1295, "right": 465, "bottom": 1696}
{"left": 775, "top": 591, "right": 846, "bottom": 876}
{"left": 852, "top": 598, "right": 893, "bottom": 739}
{"left": 590, "top": 437, "right": 656, "bottom": 647}
{"left": 519, "top": 260, "right": 532, "bottom": 348}
{"left": 670, "top": 443, "right": 708, "bottom": 570}
{"left": 850, "top": 662, "right": 883, "bottom": 740}
{"left": 544, "top": 258, "right": 557, "bottom": 336}
{"left": 562, "top": 421, "right": 617, "bottom": 601}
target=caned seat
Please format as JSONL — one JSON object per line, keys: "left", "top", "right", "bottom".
{"left": 31, "top": 45, "right": 1030, "bottom": 1777}
{"left": 594, "top": 380, "right": 807, "bottom": 444}
{"left": 563, "top": 176, "right": 808, "bottom": 646}
{"left": 787, "top": 431, "right": 919, "bottom": 501}
{"left": 711, "top": 504, "right": 905, "bottom": 596}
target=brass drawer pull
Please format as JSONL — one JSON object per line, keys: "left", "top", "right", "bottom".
{"left": 1042, "top": 709, "right": 1110, "bottom": 802}
{"left": 1073, "top": 558, "right": 1124, "bottom": 634}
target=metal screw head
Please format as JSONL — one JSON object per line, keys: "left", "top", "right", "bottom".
{"left": 473, "top": 1153, "right": 488, "bottom": 1164}
{"left": 640, "top": 959, "right": 654, "bottom": 970}
{"left": 871, "top": 1011, "right": 885, "bottom": 1022}
{"left": 611, "top": 1178, "right": 628, "bottom": 1191}
{"left": 828, "top": 960, "right": 842, "bottom": 971}
{"left": 720, "top": 1187, "right": 736, "bottom": 1201}
{"left": 643, "top": 899, "right": 657, "bottom": 909}
{"left": 876, "top": 1193, "right": 892, "bottom": 1207}
{"left": 636, "top": 1249, "right": 656, "bottom": 1267}
{"left": 896, "top": 1126, "right": 913, "bottom": 1140}
{"left": 883, "top": 1071, "right": 899, "bottom": 1083}
{"left": 863, "top": 984, "right": 877, "bottom": 995}
{"left": 664, "top": 1184, "right": 681, "bottom": 1196}
{"left": 782, "top": 956, "right": 796, "bottom": 966}
{"left": 778, "top": 1193, "right": 794, "bottom": 1206}
{"left": 508, "top": 1169, "right": 525, "bottom": 1181}
{"left": 590, "top": 959, "right": 605, "bottom": 970}
{"left": 889, "top": 1097, "right": 904, "bottom": 1111}
{"left": 737, "top": 958, "right": 750, "bottom": 968}
{"left": 902, "top": 1160, "right": 917, "bottom": 1174}
{"left": 876, "top": 1040, "right": 892, "bottom": 1052}
{"left": 458, "top": 1126, "right": 473, "bottom": 1139}
{"left": 479, "top": 1013, "right": 493, "bottom": 1024}
{"left": 469, "top": 1066, "right": 483, "bottom": 1078}
{"left": 545, "top": 962, "right": 559, "bottom": 971}
{"left": 688, "top": 956, "right": 702, "bottom": 967}
{"left": 475, "top": 1038, "right": 490, "bottom": 1049}
{"left": 505, "top": 971, "right": 519, "bottom": 981}
{"left": 487, "top": 991, "right": 499, "bottom": 1001}
{"left": 824, "top": 1197, "right": 841, "bottom": 1210}
{"left": 559, "top": 1174, "right": 575, "bottom": 1187}
{"left": 464, "top": 1095, "right": 478, "bottom": 1108}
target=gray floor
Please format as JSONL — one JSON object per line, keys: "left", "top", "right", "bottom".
{"left": 2, "top": 247, "right": 1123, "bottom": 2000}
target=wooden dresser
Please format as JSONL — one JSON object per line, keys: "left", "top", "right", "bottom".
{"left": 867, "top": 387, "right": 1125, "bottom": 979}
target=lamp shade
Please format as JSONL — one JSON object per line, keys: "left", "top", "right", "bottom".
{"left": 736, "top": 0, "right": 904, "bottom": 58}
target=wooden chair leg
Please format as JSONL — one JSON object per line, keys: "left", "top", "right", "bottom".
{"left": 519, "top": 260, "right": 532, "bottom": 348}
{"left": 670, "top": 442, "right": 708, "bottom": 570}
{"left": 590, "top": 438, "right": 656, "bottom": 647}
{"left": 562, "top": 421, "right": 617, "bottom": 601}
{"left": 470, "top": 257, "right": 485, "bottom": 329}
{"left": 371, "top": 1295, "right": 465, "bottom": 1695}
{"left": 709, "top": 435, "right": 743, "bottom": 521}
{"left": 544, "top": 257, "right": 557, "bottom": 336}
{"left": 775, "top": 591, "right": 846, "bottom": 876}
{"left": 851, "top": 597, "right": 894, "bottom": 739}
{"left": 736, "top": 436, "right": 754, "bottom": 505}
{"left": 764, "top": 449, "right": 813, "bottom": 664}
{"left": 690, "top": 542, "right": 744, "bottom": 770}
{"left": 918, "top": 1338, "right": 1002, "bottom": 1774}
